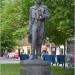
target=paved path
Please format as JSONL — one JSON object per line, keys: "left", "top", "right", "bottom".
{"left": 0, "top": 57, "right": 20, "bottom": 64}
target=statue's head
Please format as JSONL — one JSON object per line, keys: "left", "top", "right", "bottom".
{"left": 36, "top": 0, "right": 42, "bottom": 4}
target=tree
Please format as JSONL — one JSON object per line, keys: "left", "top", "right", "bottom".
{"left": 0, "top": 0, "right": 27, "bottom": 52}
{"left": 44, "top": 0, "right": 74, "bottom": 45}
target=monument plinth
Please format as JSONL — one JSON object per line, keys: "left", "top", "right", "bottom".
{"left": 21, "top": 59, "right": 50, "bottom": 75}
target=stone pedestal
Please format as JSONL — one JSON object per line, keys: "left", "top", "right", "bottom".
{"left": 21, "top": 59, "right": 51, "bottom": 75}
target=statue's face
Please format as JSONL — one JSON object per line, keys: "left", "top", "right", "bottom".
{"left": 36, "top": 0, "right": 42, "bottom": 4}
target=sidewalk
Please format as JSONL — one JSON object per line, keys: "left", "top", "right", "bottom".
{"left": 0, "top": 57, "right": 20, "bottom": 64}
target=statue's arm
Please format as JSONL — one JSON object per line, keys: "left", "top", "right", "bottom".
{"left": 38, "top": 6, "right": 49, "bottom": 20}
{"left": 28, "top": 8, "right": 32, "bottom": 33}
{"left": 28, "top": 8, "right": 33, "bottom": 43}
{"left": 43, "top": 6, "right": 49, "bottom": 18}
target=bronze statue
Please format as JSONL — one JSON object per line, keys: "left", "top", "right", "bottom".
{"left": 28, "top": 0, "right": 49, "bottom": 59}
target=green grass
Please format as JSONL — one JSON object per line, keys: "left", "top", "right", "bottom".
{"left": 0, "top": 64, "right": 74, "bottom": 75}
{"left": 51, "top": 66, "right": 74, "bottom": 75}
{"left": 1, "top": 64, "right": 20, "bottom": 75}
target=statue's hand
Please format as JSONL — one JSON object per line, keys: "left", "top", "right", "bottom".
{"left": 38, "top": 14, "right": 45, "bottom": 20}
{"left": 35, "top": 14, "right": 45, "bottom": 20}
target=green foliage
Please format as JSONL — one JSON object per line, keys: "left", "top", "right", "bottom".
{"left": 1, "top": 0, "right": 27, "bottom": 50}
{"left": 20, "top": 0, "right": 35, "bottom": 26}
{"left": 44, "top": 0, "right": 74, "bottom": 45}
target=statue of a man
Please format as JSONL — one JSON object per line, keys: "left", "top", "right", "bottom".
{"left": 28, "top": 0, "right": 49, "bottom": 59}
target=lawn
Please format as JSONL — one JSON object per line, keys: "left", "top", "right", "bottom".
{"left": 0, "top": 64, "right": 74, "bottom": 75}
{"left": 51, "top": 66, "right": 74, "bottom": 75}
{"left": 1, "top": 64, "right": 20, "bottom": 75}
